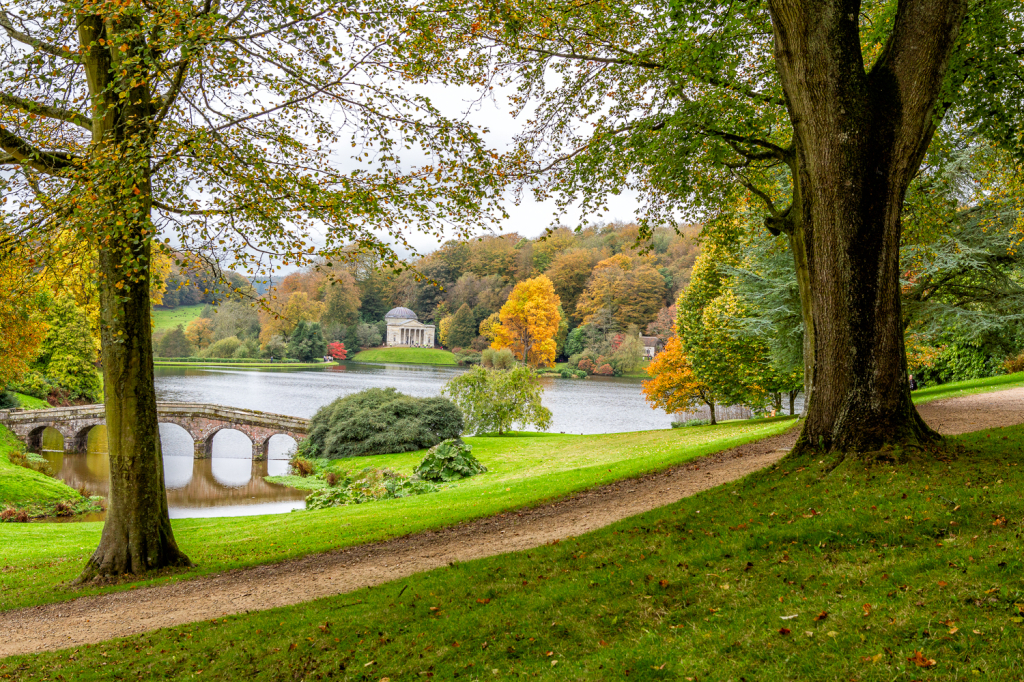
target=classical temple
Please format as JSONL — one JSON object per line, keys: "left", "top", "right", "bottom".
{"left": 384, "top": 306, "right": 436, "bottom": 347}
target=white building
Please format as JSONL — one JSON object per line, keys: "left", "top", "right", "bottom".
{"left": 384, "top": 307, "right": 436, "bottom": 347}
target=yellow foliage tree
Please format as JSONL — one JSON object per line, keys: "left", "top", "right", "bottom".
{"left": 575, "top": 254, "right": 666, "bottom": 330}
{"left": 479, "top": 312, "right": 501, "bottom": 342}
{"left": 0, "top": 256, "right": 48, "bottom": 388}
{"left": 492, "top": 276, "right": 561, "bottom": 367}
{"left": 258, "top": 292, "right": 325, "bottom": 347}
{"left": 437, "top": 315, "right": 454, "bottom": 348}
{"left": 641, "top": 337, "right": 718, "bottom": 422}
{"left": 184, "top": 318, "right": 214, "bottom": 351}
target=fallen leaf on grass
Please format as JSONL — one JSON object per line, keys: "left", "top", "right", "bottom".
{"left": 476, "top": 599, "right": 491, "bottom": 604}
{"left": 948, "top": 627, "right": 959, "bottom": 635}
{"left": 778, "top": 628, "right": 791, "bottom": 636}
{"left": 908, "top": 651, "right": 936, "bottom": 668}
{"left": 859, "top": 653, "right": 884, "bottom": 664}
{"left": 780, "top": 615, "right": 798, "bottom": 620}
{"left": 862, "top": 603, "right": 872, "bottom": 617}
{"left": 288, "top": 643, "right": 297, "bottom": 651}
{"left": 937, "top": 580, "right": 948, "bottom": 588}
{"left": 813, "top": 611, "right": 828, "bottom": 622}
{"left": 651, "top": 663, "right": 666, "bottom": 670}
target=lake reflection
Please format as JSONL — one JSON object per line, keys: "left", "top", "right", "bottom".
{"left": 40, "top": 424, "right": 307, "bottom": 520}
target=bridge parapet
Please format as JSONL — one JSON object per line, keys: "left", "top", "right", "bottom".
{"left": 0, "top": 402, "right": 309, "bottom": 459}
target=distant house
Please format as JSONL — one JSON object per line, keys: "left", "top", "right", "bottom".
{"left": 640, "top": 333, "right": 660, "bottom": 359}
{"left": 384, "top": 307, "right": 436, "bottom": 347}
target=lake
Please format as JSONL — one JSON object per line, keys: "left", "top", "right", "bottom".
{"left": 38, "top": 362, "right": 671, "bottom": 519}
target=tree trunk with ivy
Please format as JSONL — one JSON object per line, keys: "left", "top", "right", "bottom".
{"left": 767, "top": 0, "right": 967, "bottom": 453}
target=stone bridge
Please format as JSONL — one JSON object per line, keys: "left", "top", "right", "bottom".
{"left": 0, "top": 403, "right": 309, "bottom": 460}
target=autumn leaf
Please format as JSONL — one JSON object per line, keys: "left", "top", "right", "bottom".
{"left": 908, "top": 651, "right": 936, "bottom": 668}
{"left": 813, "top": 611, "right": 828, "bottom": 622}
{"left": 778, "top": 628, "right": 791, "bottom": 636}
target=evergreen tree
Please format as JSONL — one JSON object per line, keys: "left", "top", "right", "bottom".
{"left": 287, "top": 321, "right": 327, "bottom": 362}
{"left": 448, "top": 304, "right": 478, "bottom": 349}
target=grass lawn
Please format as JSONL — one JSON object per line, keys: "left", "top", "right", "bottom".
{"left": 11, "top": 392, "right": 48, "bottom": 409}
{"left": 913, "top": 371, "right": 1024, "bottom": 405}
{"left": 350, "top": 347, "right": 458, "bottom": 365}
{"left": 0, "top": 418, "right": 794, "bottom": 612}
{"left": 7, "top": 425, "right": 1024, "bottom": 679}
{"left": 0, "top": 428, "right": 84, "bottom": 511}
{"left": 150, "top": 304, "right": 206, "bottom": 330}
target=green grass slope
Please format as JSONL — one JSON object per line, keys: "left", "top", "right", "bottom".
{"left": 349, "top": 347, "right": 458, "bottom": 365}
{"left": 913, "top": 371, "right": 1024, "bottom": 405}
{"left": 150, "top": 304, "right": 206, "bottom": 330}
{"left": 11, "top": 392, "right": 48, "bottom": 409}
{"left": 0, "top": 428, "right": 82, "bottom": 509}
{"left": 9, "top": 425, "right": 1024, "bottom": 680}
{"left": 0, "top": 419, "right": 793, "bottom": 611}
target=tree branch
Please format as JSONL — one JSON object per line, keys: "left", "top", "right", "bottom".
{"left": 0, "top": 124, "right": 79, "bottom": 173}
{"left": 0, "top": 92, "right": 91, "bottom": 130}
{"left": 0, "top": 12, "right": 78, "bottom": 61}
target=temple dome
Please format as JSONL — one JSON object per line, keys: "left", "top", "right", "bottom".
{"left": 384, "top": 306, "right": 418, "bottom": 320}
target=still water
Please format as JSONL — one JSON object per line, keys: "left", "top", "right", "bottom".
{"left": 153, "top": 361, "right": 672, "bottom": 434}
{"left": 39, "top": 362, "right": 671, "bottom": 520}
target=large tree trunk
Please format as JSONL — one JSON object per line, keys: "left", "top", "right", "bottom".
{"left": 78, "top": 236, "right": 193, "bottom": 580}
{"left": 767, "top": 0, "right": 967, "bottom": 452}
{"left": 75, "top": 12, "right": 191, "bottom": 581}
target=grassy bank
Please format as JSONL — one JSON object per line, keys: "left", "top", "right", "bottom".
{"left": 349, "top": 347, "right": 457, "bottom": 365}
{"left": 7, "top": 425, "right": 1024, "bottom": 679}
{"left": 150, "top": 304, "right": 206, "bottom": 330}
{"left": 913, "top": 371, "right": 1024, "bottom": 405}
{"left": 10, "top": 393, "right": 48, "bottom": 409}
{"left": 0, "top": 418, "right": 793, "bottom": 612}
{"left": 153, "top": 360, "right": 335, "bottom": 369}
{"left": 0, "top": 428, "right": 92, "bottom": 518}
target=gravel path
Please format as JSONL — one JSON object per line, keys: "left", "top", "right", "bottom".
{"left": 3, "top": 387, "right": 1022, "bottom": 659}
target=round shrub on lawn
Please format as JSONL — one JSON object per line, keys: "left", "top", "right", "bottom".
{"left": 305, "top": 387, "right": 464, "bottom": 458}
{"left": 414, "top": 439, "right": 487, "bottom": 482}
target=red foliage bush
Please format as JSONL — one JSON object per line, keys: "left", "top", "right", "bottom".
{"left": 594, "top": 363, "right": 615, "bottom": 376}
{"left": 327, "top": 341, "right": 347, "bottom": 359}
{"left": 577, "top": 358, "right": 595, "bottom": 374}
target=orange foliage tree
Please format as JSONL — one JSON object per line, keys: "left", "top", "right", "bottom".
{"left": 492, "top": 276, "right": 561, "bottom": 367}
{"left": 184, "top": 318, "right": 214, "bottom": 351}
{"left": 258, "top": 292, "right": 326, "bottom": 348}
{"left": 641, "top": 337, "right": 717, "bottom": 422}
{"left": 575, "top": 254, "right": 666, "bottom": 330}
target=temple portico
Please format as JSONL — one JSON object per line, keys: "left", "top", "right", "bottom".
{"left": 384, "top": 306, "right": 436, "bottom": 347}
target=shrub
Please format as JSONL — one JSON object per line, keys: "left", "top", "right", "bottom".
{"left": 201, "top": 336, "right": 242, "bottom": 358}
{"left": 325, "top": 472, "right": 339, "bottom": 487}
{"left": 672, "top": 419, "right": 710, "bottom": 429}
{"left": 480, "top": 348, "right": 495, "bottom": 368}
{"left": 492, "top": 348, "right": 516, "bottom": 369}
{"left": 1004, "top": 350, "right": 1024, "bottom": 375}
{"left": 304, "top": 466, "right": 438, "bottom": 509}
{"left": 577, "top": 357, "right": 595, "bottom": 374}
{"left": 414, "top": 439, "right": 488, "bottom": 482}
{"left": 8, "top": 449, "right": 54, "bottom": 477}
{"left": 327, "top": 341, "right": 347, "bottom": 359}
{"left": 0, "top": 390, "right": 18, "bottom": 409}
{"left": 470, "top": 335, "right": 490, "bottom": 351}
{"left": 567, "top": 353, "right": 583, "bottom": 368}
{"left": 289, "top": 456, "right": 316, "bottom": 477}
{"left": 305, "top": 387, "right": 464, "bottom": 459}
{"left": 8, "top": 371, "right": 53, "bottom": 400}
{"left": 232, "top": 345, "right": 250, "bottom": 359}
{"left": 594, "top": 363, "right": 615, "bottom": 376}
{"left": 1, "top": 508, "right": 29, "bottom": 523}
{"left": 558, "top": 368, "right": 586, "bottom": 379}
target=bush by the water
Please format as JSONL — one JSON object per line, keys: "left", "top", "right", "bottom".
{"left": 303, "top": 387, "right": 463, "bottom": 459}
{"left": 413, "top": 439, "right": 487, "bottom": 482}
{"left": 304, "top": 467, "right": 439, "bottom": 510}
{"left": 672, "top": 418, "right": 710, "bottom": 428}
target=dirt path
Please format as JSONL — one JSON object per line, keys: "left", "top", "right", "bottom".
{"left": 3, "top": 387, "right": 1023, "bottom": 659}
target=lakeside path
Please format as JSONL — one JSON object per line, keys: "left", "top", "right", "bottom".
{"left": 3, "top": 386, "right": 1024, "bottom": 658}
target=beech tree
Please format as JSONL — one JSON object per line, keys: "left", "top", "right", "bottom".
{"left": 492, "top": 275, "right": 562, "bottom": 366}
{"left": 1, "top": 0, "right": 502, "bottom": 579}
{"left": 411, "top": 0, "right": 1021, "bottom": 452}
